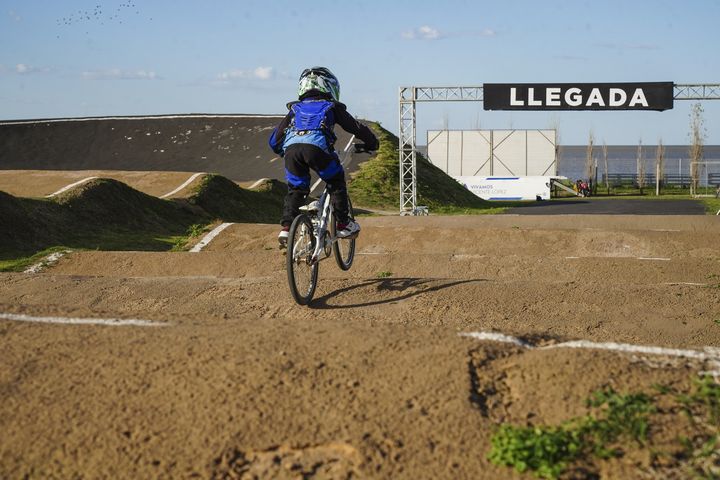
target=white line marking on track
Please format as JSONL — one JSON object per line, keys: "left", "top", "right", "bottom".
{"left": 46, "top": 177, "right": 98, "bottom": 197}
{"left": 24, "top": 251, "right": 68, "bottom": 274}
{"left": 342, "top": 135, "right": 356, "bottom": 153}
{"left": 159, "top": 172, "right": 205, "bottom": 198}
{"left": 248, "top": 177, "right": 270, "bottom": 189}
{"left": 0, "top": 114, "right": 284, "bottom": 126}
{"left": 0, "top": 312, "right": 166, "bottom": 327}
{"left": 461, "top": 331, "right": 531, "bottom": 348}
{"left": 651, "top": 229, "right": 681, "bottom": 232}
{"left": 460, "top": 331, "right": 720, "bottom": 376}
{"left": 566, "top": 256, "right": 672, "bottom": 261}
{"left": 190, "top": 222, "right": 234, "bottom": 252}
{"left": 664, "top": 282, "right": 708, "bottom": 286}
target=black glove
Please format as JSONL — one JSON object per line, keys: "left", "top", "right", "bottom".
{"left": 355, "top": 140, "right": 379, "bottom": 153}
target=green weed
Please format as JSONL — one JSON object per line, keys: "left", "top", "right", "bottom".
{"left": 0, "top": 246, "right": 70, "bottom": 272}
{"left": 675, "top": 376, "right": 720, "bottom": 479}
{"left": 488, "top": 424, "right": 582, "bottom": 479}
{"left": 186, "top": 223, "right": 207, "bottom": 238}
{"left": 488, "top": 389, "right": 654, "bottom": 479}
{"left": 677, "top": 375, "right": 720, "bottom": 426}
{"left": 376, "top": 271, "right": 392, "bottom": 278}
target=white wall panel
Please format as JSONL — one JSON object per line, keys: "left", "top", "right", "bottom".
{"left": 427, "top": 129, "right": 556, "bottom": 177}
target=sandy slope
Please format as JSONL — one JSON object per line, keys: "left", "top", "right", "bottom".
{"left": 0, "top": 170, "right": 205, "bottom": 198}
{"left": 0, "top": 116, "right": 366, "bottom": 184}
{"left": 1, "top": 216, "right": 719, "bottom": 479}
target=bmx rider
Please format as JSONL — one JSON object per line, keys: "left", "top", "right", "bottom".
{"left": 269, "top": 66, "right": 378, "bottom": 246}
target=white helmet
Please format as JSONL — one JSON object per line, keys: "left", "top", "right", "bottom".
{"left": 298, "top": 67, "right": 340, "bottom": 102}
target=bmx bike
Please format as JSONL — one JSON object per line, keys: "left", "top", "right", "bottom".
{"left": 285, "top": 155, "right": 366, "bottom": 305}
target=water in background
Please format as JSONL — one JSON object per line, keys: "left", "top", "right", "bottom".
{"left": 559, "top": 145, "right": 720, "bottom": 183}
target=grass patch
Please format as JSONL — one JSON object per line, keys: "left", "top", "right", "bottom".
{"left": 348, "top": 123, "right": 502, "bottom": 214}
{"left": 489, "top": 376, "right": 720, "bottom": 479}
{"left": 670, "top": 375, "right": 720, "bottom": 478}
{"left": 0, "top": 246, "right": 70, "bottom": 272}
{"left": 376, "top": 270, "right": 392, "bottom": 278}
{"left": 699, "top": 196, "right": 720, "bottom": 214}
{"left": 488, "top": 389, "right": 653, "bottom": 479}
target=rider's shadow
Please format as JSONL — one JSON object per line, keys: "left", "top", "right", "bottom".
{"left": 308, "top": 277, "right": 487, "bottom": 309}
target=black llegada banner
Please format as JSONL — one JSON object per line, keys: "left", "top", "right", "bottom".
{"left": 483, "top": 82, "right": 674, "bottom": 111}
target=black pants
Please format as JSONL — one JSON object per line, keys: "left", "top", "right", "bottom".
{"left": 281, "top": 144, "right": 349, "bottom": 227}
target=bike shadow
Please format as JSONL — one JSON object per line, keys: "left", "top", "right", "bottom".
{"left": 308, "top": 277, "right": 487, "bottom": 310}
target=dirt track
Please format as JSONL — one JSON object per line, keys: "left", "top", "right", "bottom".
{"left": 0, "top": 116, "right": 368, "bottom": 184}
{"left": 0, "top": 170, "right": 205, "bottom": 198}
{"left": 1, "top": 215, "right": 719, "bottom": 479}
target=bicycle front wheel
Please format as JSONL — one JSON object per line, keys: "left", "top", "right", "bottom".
{"left": 286, "top": 214, "right": 319, "bottom": 305}
{"left": 332, "top": 197, "right": 356, "bottom": 271}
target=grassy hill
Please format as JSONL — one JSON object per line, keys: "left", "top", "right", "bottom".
{"left": 0, "top": 175, "right": 285, "bottom": 271}
{"left": 349, "top": 123, "right": 504, "bottom": 214}
{"left": 189, "top": 175, "right": 284, "bottom": 223}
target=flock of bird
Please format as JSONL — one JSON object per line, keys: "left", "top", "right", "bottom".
{"left": 55, "top": 2, "right": 150, "bottom": 34}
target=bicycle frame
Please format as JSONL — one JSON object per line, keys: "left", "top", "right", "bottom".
{"left": 309, "top": 188, "right": 337, "bottom": 264}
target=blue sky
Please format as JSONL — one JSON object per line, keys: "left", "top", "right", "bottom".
{"left": 1, "top": 0, "right": 719, "bottom": 144}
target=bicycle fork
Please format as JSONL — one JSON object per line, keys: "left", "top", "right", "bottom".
{"left": 310, "top": 192, "right": 335, "bottom": 264}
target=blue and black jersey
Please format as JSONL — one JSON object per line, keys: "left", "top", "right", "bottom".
{"left": 269, "top": 93, "right": 378, "bottom": 156}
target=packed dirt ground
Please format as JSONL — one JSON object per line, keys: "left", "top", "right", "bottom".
{"left": 1, "top": 215, "right": 719, "bottom": 479}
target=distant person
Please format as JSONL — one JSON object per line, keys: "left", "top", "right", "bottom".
{"left": 269, "top": 67, "right": 378, "bottom": 246}
{"left": 580, "top": 180, "right": 590, "bottom": 197}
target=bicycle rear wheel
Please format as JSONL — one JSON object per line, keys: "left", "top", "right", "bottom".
{"left": 332, "top": 198, "right": 356, "bottom": 271}
{"left": 286, "top": 214, "right": 319, "bottom": 305}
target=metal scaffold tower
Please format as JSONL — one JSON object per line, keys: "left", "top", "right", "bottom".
{"left": 398, "top": 84, "right": 720, "bottom": 215}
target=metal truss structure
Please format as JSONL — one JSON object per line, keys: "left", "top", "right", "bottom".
{"left": 398, "top": 84, "right": 720, "bottom": 214}
{"left": 674, "top": 84, "right": 720, "bottom": 100}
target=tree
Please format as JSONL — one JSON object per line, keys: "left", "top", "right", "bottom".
{"left": 549, "top": 116, "right": 561, "bottom": 175}
{"left": 689, "top": 103, "right": 706, "bottom": 196}
{"left": 636, "top": 139, "right": 646, "bottom": 195}
{"left": 585, "top": 131, "right": 594, "bottom": 182}
{"left": 602, "top": 142, "right": 609, "bottom": 195}
{"left": 655, "top": 139, "right": 665, "bottom": 195}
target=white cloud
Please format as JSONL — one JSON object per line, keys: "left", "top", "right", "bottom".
{"left": 217, "top": 66, "right": 275, "bottom": 82}
{"left": 402, "top": 26, "right": 496, "bottom": 41}
{"left": 8, "top": 10, "right": 21, "bottom": 22}
{"left": 14, "top": 63, "right": 51, "bottom": 75}
{"left": 402, "top": 25, "right": 442, "bottom": 40}
{"left": 253, "top": 66, "right": 273, "bottom": 80}
{"left": 82, "top": 69, "right": 160, "bottom": 80}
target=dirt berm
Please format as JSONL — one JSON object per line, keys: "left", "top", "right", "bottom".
{"left": 0, "top": 175, "right": 285, "bottom": 259}
{"left": 0, "top": 115, "right": 363, "bottom": 181}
